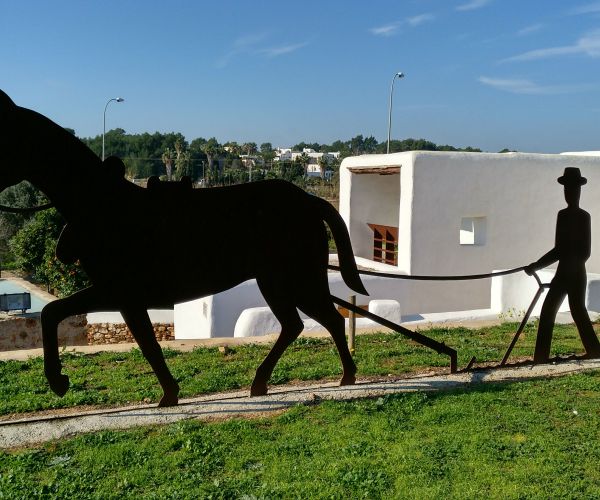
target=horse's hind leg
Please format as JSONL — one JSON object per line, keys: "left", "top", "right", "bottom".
{"left": 251, "top": 283, "right": 304, "bottom": 396}
{"left": 299, "top": 296, "right": 357, "bottom": 387}
{"left": 121, "top": 308, "right": 180, "bottom": 407}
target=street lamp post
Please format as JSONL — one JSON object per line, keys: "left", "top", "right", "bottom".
{"left": 102, "top": 97, "right": 124, "bottom": 161}
{"left": 387, "top": 72, "right": 404, "bottom": 154}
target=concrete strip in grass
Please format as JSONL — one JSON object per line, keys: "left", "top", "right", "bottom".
{"left": 2, "top": 358, "right": 600, "bottom": 449}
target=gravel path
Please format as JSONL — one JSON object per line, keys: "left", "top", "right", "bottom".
{"left": 2, "top": 358, "right": 600, "bottom": 449}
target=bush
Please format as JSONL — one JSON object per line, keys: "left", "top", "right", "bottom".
{"left": 9, "top": 209, "right": 90, "bottom": 297}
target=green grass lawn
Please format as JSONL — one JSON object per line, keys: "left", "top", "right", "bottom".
{"left": 0, "top": 321, "right": 593, "bottom": 416}
{"left": 2, "top": 371, "right": 600, "bottom": 498}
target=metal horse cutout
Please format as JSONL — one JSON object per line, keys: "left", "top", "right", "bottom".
{"left": 0, "top": 90, "right": 368, "bottom": 406}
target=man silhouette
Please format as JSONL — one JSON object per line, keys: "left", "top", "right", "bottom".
{"left": 525, "top": 167, "right": 600, "bottom": 363}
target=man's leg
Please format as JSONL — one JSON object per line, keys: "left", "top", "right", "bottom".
{"left": 534, "top": 285, "right": 566, "bottom": 363}
{"left": 568, "top": 284, "right": 600, "bottom": 357}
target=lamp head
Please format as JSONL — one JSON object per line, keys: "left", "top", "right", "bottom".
{"left": 116, "top": 97, "right": 124, "bottom": 102}
{"left": 396, "top": 72, "right": 405, "bottom": 78}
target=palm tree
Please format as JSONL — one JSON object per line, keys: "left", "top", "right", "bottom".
{"left": 297, "top": 152, "right": 310, "bottom": 177}
{"left": 161, "top": 147, "right": 174, "bottom": 181}
{"left": 242, "top": 142, "right": 258, "bottom": 156}
{"left": 174, "top": 140, "right": 193, "bottom": 180}
{"left": 201, "top": 138, "right": 223, "bottom": 185}
{"left": 317, "top": 155, "right": 328, "bottom": 180}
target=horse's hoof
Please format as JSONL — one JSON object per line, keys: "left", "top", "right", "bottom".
{"left": 250, "top": 382, "right": 268, "bottom": 396}
{"left": 339, "top": 374, "right": 356, "bottom": 386}
{"left": 157, "top": 382, "right": 179, "bottom": 407}
{"left": 48, "top": 374, "right": 70, "bottom": 397}
{"left": 157, "top": 393, "right": 179, "bottom": 407}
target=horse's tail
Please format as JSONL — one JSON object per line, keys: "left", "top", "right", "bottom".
{"left": 314, "top": 196, "right": 369, "bottom": 296}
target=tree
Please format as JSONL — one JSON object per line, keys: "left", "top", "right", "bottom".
{"left": 293, "top": 141, "right": 321, "bottom": 152}
{"left": 201, "top": 138, "right": 223, "bottom": 184}
{"left": 223, "top": 141, "right": 241, "bottom": 155}
{"left": 329, "top": 140, "right": 351, "bottom": 157}
{"left": 174, "top": 140, "right": 193, "bottom": 180}
{"left": 350, "top": 135, "right": 365, "bottom": 155}
{"left": 317, "top": 156, "right": 329, "bottom": 180}
{"left": 295, "top": 152, "right": 310, "bottom": 177}
{"left": 241, "top": 142, "right": 258, "bottom": 155}
{"left": 0, "top": 182, "right": 47, "bottom": 266}
{"left": 161, "top": 147, "right": 174, "bottom": 181}
{"left": 277, "top": 160, "right": 304, "bottom": 182}
{"left": 9, "top": 209, "right": 90, "bottom": 297}
{"left": 363, "top": 135, "right": 378, "bottom": 153}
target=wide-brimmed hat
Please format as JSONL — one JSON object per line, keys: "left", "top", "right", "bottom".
{"left": 558, "top": 167, "right": 587, "bottom": 186}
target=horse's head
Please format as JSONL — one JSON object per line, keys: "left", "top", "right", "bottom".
{"left": 0, "top": 89, "right": 30, "bottom": 191}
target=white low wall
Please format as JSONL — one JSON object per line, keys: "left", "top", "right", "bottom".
{"left": 369, "top": 300, "right": 401, "bottom": 324}
{"left": 491, "top": 269, "right": 600, "bottom": 316}
{"left": 87, "top": 310, "right": 174, "bottom": 324}
{"left": 231, "top": 299, "right": 402, "bottom": 338}
{"left": 173, "top": 271, "right": 492, "bottom": 339}
{"left": 174, "top": 273, "right": 395, "bottom": 340}
{"left": 234, "top": 307, "right": 280, "bottom": 338}
{"left": 174, "top": 280, "right": 269, "bottom": 339}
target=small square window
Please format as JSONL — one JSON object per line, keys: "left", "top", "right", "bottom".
{"left": 460, "top": 217, "right": 486, "bottom": 245}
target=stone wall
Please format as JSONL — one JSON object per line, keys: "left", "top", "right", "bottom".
{"left": 0, "top": 314, "right": 175, "bottom": 351}
{"left": 86, "top": 323, "right": 175, "bottom": 344}
{"left": 0, "top": 314, "right": 88, "bottom": 351}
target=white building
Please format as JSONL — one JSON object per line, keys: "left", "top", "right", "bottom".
{"left": 274, "top": 147, "right": 340, "bottom": 178}
{"left": 339, "top": 150, "right": 600, "bottom": 315}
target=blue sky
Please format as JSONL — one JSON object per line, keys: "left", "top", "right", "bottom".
{"left": 1, "top": 0, "right": 599, "bottom": 153}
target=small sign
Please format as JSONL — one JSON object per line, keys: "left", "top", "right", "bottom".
{"left": 0, "top": 292, "right": 31, "bottom": 313}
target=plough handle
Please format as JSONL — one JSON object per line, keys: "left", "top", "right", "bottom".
{"left": 500, "top": 272, "right": 550, "bottom": 366}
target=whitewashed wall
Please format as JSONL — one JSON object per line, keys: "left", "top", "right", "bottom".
{"left": 87, "top": 310, "right": 173, "bottom": 324}
{"left": 340, "top": 151, "right": 600, "bottom": 313}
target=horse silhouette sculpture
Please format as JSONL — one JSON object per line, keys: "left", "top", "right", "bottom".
{"left": 0, "top": 90, "right": 368, "bottom": 406}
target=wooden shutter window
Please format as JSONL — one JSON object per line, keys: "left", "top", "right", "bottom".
{"left": 367, "top": 223, "right": 398, "bottom": 266}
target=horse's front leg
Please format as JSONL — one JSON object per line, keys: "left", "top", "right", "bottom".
{"left": 40, "top": 286, "right": 107, "bottom": 397}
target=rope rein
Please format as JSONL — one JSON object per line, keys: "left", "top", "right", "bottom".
{"left": 328, "top": 264, "right": 527, "bottom": 281}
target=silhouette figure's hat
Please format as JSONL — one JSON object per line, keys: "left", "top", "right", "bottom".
{"left": 558, "top": 167, "right": 587, "bottom": 186}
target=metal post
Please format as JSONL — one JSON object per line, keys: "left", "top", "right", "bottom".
{"left": 348, "top": 295, "right": 356, "bottom": 355}
{"left": 103, "top": 97, "right": 124, "bottom": 161}
{"left": 387, "top": 72, "right": 404, "bottom": 154}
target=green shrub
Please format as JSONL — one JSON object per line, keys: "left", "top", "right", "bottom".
{"left": 9, "top": 209, "right": 89, "bottom": 297}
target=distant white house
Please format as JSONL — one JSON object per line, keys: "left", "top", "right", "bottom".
{"left": 239, "top": 154, "right": 264, "bottom": 168}
{"left": 274, "top": 147, "right": 340, "bottom": 178}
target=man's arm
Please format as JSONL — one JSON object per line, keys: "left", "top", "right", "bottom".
{"left": 524, "top": 213, "right": 560, "bottom": 275}
{"left": 525, "top": 248, "right": 559, "bottom": 275}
